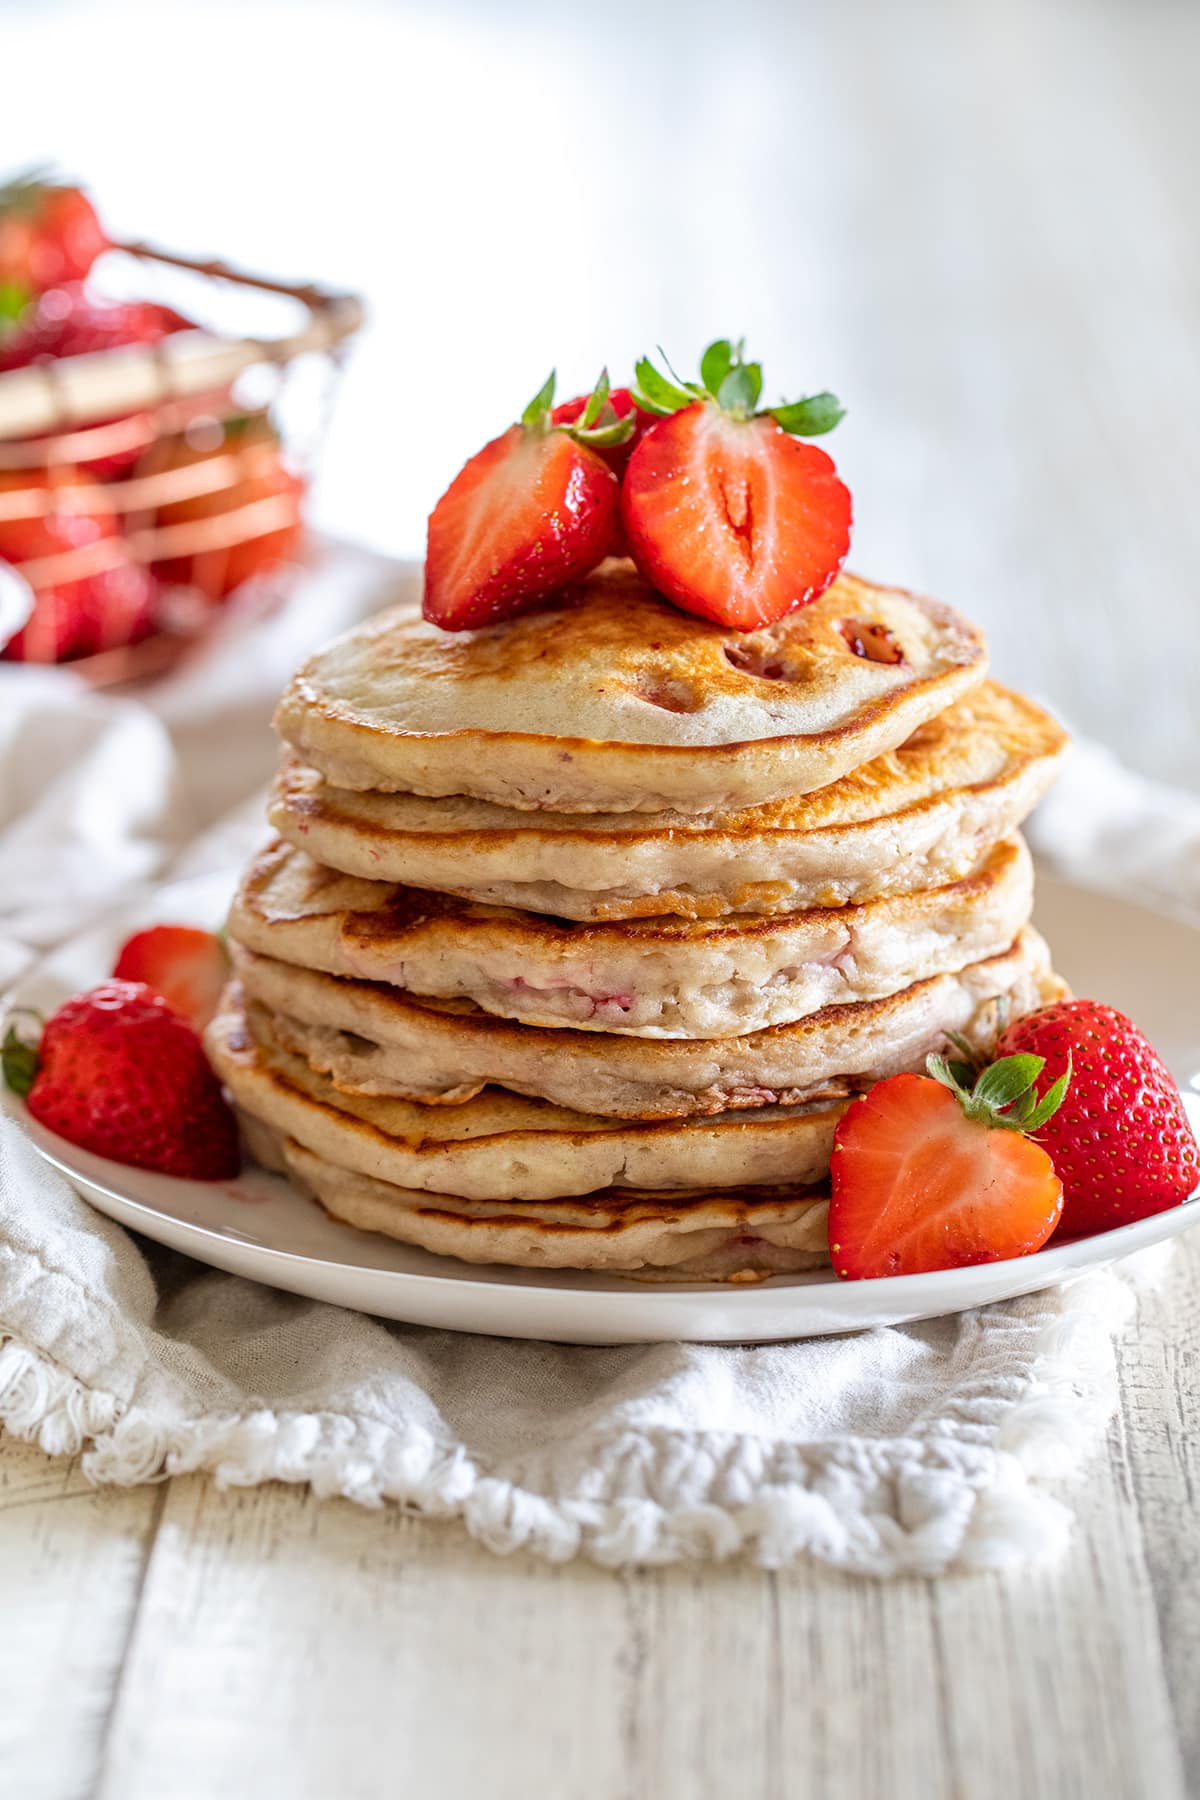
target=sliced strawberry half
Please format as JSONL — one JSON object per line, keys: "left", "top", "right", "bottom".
{"left": 620, "top": 340, "right": 851, "bottom": 631}
{"left": 423, "top": 369, "right": 629, "bottom": 631}
{"left": 828, "top": 1052, "right": 1070, "bottom": 1280}
{"left": 112, "top": 924, "right": 229, "bottom": 1032}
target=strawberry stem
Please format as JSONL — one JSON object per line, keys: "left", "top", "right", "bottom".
{"left": 926, "top": 1048, "right": 1071, "bottom": 1136}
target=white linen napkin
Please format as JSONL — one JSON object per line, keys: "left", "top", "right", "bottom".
{"left": 0, "top": 543, "right": 1195, "bottom": 1577}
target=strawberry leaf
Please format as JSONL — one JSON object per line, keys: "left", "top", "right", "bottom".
{"left": 2, "top": 1014, "right": 41, "bottom": 1098}
{"left": 717, "top": 361, "right": 763, "bottom": 417}
{"left": 973, "top": 1053, "right": 1045, "bottom": 1112}
{"left": 700, "top": 339, "right": 735, "bottom": 397}
{"left": 521, "top": 371, "right": 557, "bottom": 429}
{"left": 1025, "top": 1057, "right": 1072, "bottom": 1132}
{"left": 571, "top": 414, "right": 636, "bottom": 450}
{"left": 769, "top": 392, "right": 846, "bottom": 437}
{"left": 0, "top": 281, "right": 30, "bottom": 330}
{"left": 580, "top": 367, "right": 610, "bottom": 431}
{"left": 926, "top": 1052, "right": 957, "bottom": 1091}
{"left": 631, "top": 356, "right": 697, "bottom": 417}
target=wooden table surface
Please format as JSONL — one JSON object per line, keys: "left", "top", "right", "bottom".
{"left": 1, "top": 1234, "right": 1197, "bottom": 1799}
{"left": 4, "top": 1, "right": 1200, "bottom": 1795}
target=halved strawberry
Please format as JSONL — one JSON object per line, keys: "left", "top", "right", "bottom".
{"left": 620, "top": 340, "right": 851, "bottom": 631}
{"left": 112, "top": 925, "right": 229, "bottom": 1032}
{"left": 423, "top": 370, "right": 629, "bottom": 631}
{"left": 828, "top": 1052, "right": 1069, "bottom": 1280}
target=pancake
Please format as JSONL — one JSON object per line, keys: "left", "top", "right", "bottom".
{"left": 228, "top": 835, "right": 1034, "bottom": 1039}
{"left": 273, "top": 560, "right": 987, "bottom": 814}
{"left": 270, "top": 683, "right": 1067, "bottom": 921}
{"left": 243, "top": 1117, "right": 830, "bottom": 1279}
{"left": 228, "top": 928, "right": 1061, "bottom": 1119}
{"left": 208, "top": 986, "right": 847, "bottom": 1201}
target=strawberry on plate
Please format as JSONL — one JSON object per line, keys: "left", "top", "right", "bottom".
{"left": 828, "top": 1052, "right": 1069, "bottom": 1280}
{"left": 3, "top": 981, "right": 239, "bottom": 1181}
{"left": 996, "top": 1000, "right": 1200, "bottom": 1235}
{"left": 0, "top": 468, "right": 157, "bottom": 662}
{"left": 621, "top": 339, "right": 851, "bottom": 631}
{"left": 0, "top": 172, "right": 108, "bottom": 307}
{"left": 423, "top": 368, "right": 630, "bottom": 631}
{"left": 0, "top": 283, "right": 191, "bottom": 371}
{"left": 112, "top": 925, "right": 229, "bottom": 1032}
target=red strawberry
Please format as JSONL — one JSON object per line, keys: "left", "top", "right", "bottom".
{"left": 134, "top": 414, "right": 305, "bottom": 601}
{"left": 113, "top": 925, "right": 230, "bottom": 1032}
{"left": 10, "top": 981, "right": 239, "bottom": 1181}
{"left": 0, "top": 283, "right": 191, "bottom": 371}
{"left": 996, "top": 1000, "right": 1200, "bottom": 1235}
{"left": 0, "top": 468, "right": 157, "bottom": 662}
{"left": 621, "top": 340, "right": 851, "bottom": 631}
{"left": 828, "top": 1055, "right": 1068, "bottom": 1279}
{"left": 423, "top": 370, "right": 627, "bottom": 631}
{"left": 0, "top": 174, "right": 108, "bottom": 299}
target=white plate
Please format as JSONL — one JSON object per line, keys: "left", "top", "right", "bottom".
{"left": 3, "top": 871, "right": 1199, "bottom": 1344}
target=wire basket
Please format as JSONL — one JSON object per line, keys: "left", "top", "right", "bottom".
{"left": 0, "top": 238, "right": 363, "bottom": 684}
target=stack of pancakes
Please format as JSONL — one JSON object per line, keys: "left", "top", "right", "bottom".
{"left": 207, "top": 561, "right": 1069, "bottom": 1281}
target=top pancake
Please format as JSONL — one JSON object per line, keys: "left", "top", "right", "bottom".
{"left": 274, "top": 560, "right": 987, "bottom": 813}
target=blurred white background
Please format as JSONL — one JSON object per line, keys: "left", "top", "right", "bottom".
{"left": 3, "top": 0, "right": 1197, "bottom": 787}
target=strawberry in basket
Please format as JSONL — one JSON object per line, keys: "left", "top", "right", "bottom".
{"left": 0, "top": 173, "right": 108, "bottom": 310}
{"left": 0, "top": 283, "right": 191, "bottom": 369}
{"left": 0, "top": 467, "right": 156, "bottom": 662}
{"left": 135, "top": 414, "right": 305, "bottom": 601}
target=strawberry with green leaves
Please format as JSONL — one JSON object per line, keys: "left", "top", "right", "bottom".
{"left": 828, "top": 1049, "right": 1070, "bottom": 1279}
{"left": 621, "top": 338, "right": 852, "bottom": 630}
{"left": 423, "top": 369, "right": 632, "bottom": 631}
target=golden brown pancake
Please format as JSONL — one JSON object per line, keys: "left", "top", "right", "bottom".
{"left": 273, "top": 560, "right": 987, "bottom": 814}
{"left": 227, "top": 929, "right": 1063, "bottom": 1119}
{"left": 269, "top": 683, "right": 1066, "bottom": 920}
{"left": 208, "top": 985, "right": 847, "bottom": 1200}
{"left": 243, "top": 1117, "right": 831, "bottom": 1279}
{"left": 227, "top": 835, "right": 1034, "bottom": 1038}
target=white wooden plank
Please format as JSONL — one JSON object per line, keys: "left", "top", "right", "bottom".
{"left": 96, "top": 1485, "right": 643, "bottom": 1800}
{"left": 0, "top": 1435, "right": 161, "bottom": 1800}
{"left": 1110, "top": 1234, "right": 1200, "bottom": 1775}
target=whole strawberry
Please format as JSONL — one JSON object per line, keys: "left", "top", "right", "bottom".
{"left": 0, "top": 468, "right": 157, "bottom": 663}
{"left": 6, "top": 980, "right": 239, "bottom": 1180}
{"left": 996, "top": 1000, "right": 1199, "bottom": 1235}
{"left": 0, "top": 174, "right": 108, "bottom": 301}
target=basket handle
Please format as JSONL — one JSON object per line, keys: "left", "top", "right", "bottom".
{"left": 0, "top": 241, "right": 364, "bottom": 439}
